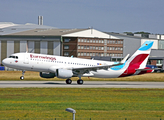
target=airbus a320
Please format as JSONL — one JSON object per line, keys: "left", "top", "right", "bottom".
{"left": 2, "top": 41, "right": 154, "bottom": 84}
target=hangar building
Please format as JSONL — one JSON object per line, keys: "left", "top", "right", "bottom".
{"left": 0, "top": 22, "right": 123, "bottom": 65}
{"left": 106, "top": 32, "right": 164, "bottom": 69}
{"left": 1, "top": 22, "right": 164, "bottom": 70}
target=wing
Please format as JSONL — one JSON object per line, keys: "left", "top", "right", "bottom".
{"left": 72, "top": 54, "right": 129, "bottom": 72}
{"left": 71, "top": 54, "right": 130, "bottom": 76}
{"left": 71, "top": 63, "right": 123, "bottom": 76}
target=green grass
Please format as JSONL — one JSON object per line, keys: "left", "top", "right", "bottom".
{"left": 1, "top": 71, "right": 164, "bottom": 82}
{"left": 0, "top": 88, "right": 164, "bottom": 119}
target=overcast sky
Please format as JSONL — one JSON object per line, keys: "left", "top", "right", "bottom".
{"left": 1, "top": 0, "right": 164, "bottom": 34}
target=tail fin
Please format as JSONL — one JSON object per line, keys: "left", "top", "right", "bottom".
{"left": 126, "top": 41, "right": 153, "bottom": 67}
{"left": 120, "top": 41, "right": 154, "bottom": 77}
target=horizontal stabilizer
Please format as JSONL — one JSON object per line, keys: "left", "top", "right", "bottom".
{"left": 136, "top": 67, "right": 161, "bottom": 72}
{"left": 136, "top": 68, "right": 154, "bottom": 71}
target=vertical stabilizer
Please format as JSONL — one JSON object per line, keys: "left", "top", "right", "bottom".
{"left": 120, "top": 41, "right": 154, "bottom": 77}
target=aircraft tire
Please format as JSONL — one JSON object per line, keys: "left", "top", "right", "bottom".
{"left": 66, "top": 79, "right": 72, "bottom": 84}
{"left": 77, "top": 79, "right": 83, "bottom": 85}
{"left": 20, "top": 76, "right": 24, "bottom": 80}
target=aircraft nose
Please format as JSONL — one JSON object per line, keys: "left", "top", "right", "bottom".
{"left": 2, "top": 58, "right": 8, "bottom": 66}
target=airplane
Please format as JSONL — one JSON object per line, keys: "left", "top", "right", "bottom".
{"left": 2, "top": 41, "right": 154, "bottom": 84}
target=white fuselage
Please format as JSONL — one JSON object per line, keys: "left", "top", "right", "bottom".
{"left": 2, "top": 41, "right": 154, "bottom": 81}
{"left": 2, "top": 53, "right": 125, "bottom": 78}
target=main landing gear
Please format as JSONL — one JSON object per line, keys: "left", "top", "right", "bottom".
{"left": 20, "top": 70, "right": 25, "bottom": 80}
{"left": 66, "top": 79, "right": 72, "bottom": 84}
{"left": 77, "top": 79, "right": 83, "bottom": 84}
{"left": 66, "top": 78, "right": 83, "bottom": 85}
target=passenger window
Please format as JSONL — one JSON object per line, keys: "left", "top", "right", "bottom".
{"left": 16, "top": 56, "right": 18, "bottom": 59}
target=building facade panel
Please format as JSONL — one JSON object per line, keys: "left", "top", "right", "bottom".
{"left": 159, "top": 40, "right": 164, "bottom": 49}
{"left": 108, "top": 35, "right": 141, "bottom": 57}
{"left": 161, "top": 35, "right": 164, "bottom": 40}
{"left": 77, "top": 37, "right": 123, "bottom": 59}
{"left": 40, "top": 41, "right": 47, "bottom": 54}
{"left": 14, "top": 41, "right": 20, "bottom": 53}
{"left": 62, "top": 37, "right": 123, "bottom": 59}
{"left": 1, "top": 40, "right": 7, "bottom": 63}
{"left": 63, "top": 37, "right": 78, "bottom": 57}
{"left": 20, "top": 41, "right": 27, "bottom": 52}
{"left": 53, "top": 41, "right": 60, "bottom": 56}
{"left": 35, "top": 41, "right": 40, "bottom": 54}
{"left": 48, "top": 41, "right": 53, "bottom": 55}
{"left": 28, "top": 41, "right": 34, "bottom": 53}
{"left": 0, "top": 41, "right": 1, "bottom": 64}
{"left": 150, "top": 49, "right": 164, "bottom": 57}
{"left": 7, "top": 41, "right": 14, "bottom": 57}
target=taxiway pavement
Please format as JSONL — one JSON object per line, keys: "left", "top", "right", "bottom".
{"left": 0, "top": 81, "right": 164, "bottom": 88}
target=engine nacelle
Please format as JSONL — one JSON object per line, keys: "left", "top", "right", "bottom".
{"left": 40, "top": 72, "right": 56, "bottom": 78}
{"left": 56, "top": 69, "right": 73, "bottom": 79}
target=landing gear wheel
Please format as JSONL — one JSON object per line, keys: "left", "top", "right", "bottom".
{"left": 66, "top": 79, "right": 72, "bottom": 84}
{"left": 77, "top": 79, "right": 83, "bottom": 85}
{"left": 20, "top": 70, "right": 25, "bottom": 80}
{"left": 20, "top": 76, "right": 24, "bottom": 80}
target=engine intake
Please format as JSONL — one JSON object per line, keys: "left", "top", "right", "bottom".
{"left": 40, "top": 72, "right": 56, "bottom": 78}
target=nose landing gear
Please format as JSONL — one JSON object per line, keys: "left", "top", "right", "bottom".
{"left": 20, "top": 70, "right": 25, "bottom": 80}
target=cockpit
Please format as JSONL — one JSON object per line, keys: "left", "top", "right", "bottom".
{"left": 9, "top": 56, "right": 18, "bottom": 59}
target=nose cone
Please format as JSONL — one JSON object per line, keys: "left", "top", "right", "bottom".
{"left": 2, "top": 58, "right": 8, "bottom": 66}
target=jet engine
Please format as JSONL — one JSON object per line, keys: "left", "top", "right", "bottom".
{"left": 56, "top": 69, "right": 73, "bottom": 79}
{"left": 40, "top": 72, "right": 56, "bottom": 78}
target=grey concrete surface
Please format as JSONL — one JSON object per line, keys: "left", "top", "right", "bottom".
{"left": 0, "top": 81, "right": 164, "bottom": 88}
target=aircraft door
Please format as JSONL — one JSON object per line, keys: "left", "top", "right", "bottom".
{"left": 24, "top": 53, "right": 29, "bottom": 64}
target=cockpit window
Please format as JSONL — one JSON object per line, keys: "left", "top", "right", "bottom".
{"left": 9, "top": 56, "right": 18, "bottom": 59}
{"left": 9, "top": 56, "right": 15, "bottom": 58}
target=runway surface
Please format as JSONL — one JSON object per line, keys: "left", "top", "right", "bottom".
{"left": 0, "top": 81, "right": 164, "bottom": 88}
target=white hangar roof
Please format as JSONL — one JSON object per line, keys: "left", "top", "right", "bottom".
{"left": 0, "top": 22, "right": 121, "bottom": 39}
{"left": 6, "top": 28, "right": 120, "bottom": 39}
{"left": 0, "top": 22, "right": 55, "bottom": 35}
{"left": 62, "top": 29, "right": 112, "bottom": 39}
